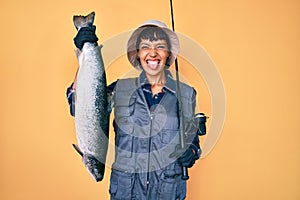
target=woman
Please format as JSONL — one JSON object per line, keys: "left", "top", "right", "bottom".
{"left": 67, "top": 20, "right": 202, "bottom": 200}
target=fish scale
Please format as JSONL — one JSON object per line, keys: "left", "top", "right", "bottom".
{"left": 73, "top": 12, "right": 109, "bottom": 182}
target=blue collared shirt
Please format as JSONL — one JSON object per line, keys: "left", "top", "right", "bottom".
{"left": 142, "top": 84, "right": 166, "bottom": 108}
{"left": 139, "top": 70, "right": 175, "bottom": 108}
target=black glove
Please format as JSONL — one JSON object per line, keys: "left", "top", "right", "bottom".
{"left": 73, "top": 25, "right": 98, "bottom": 50}
{"left": 169, "top": 144, "right": 200, "bottom": 168}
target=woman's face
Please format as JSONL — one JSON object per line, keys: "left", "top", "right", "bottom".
{"left": 137, "top": 39, "right": 170, "bottom": 78}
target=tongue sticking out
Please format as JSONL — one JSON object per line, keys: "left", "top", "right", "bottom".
{"left": 147, "top": 60, "right": 160, "bottom": 70}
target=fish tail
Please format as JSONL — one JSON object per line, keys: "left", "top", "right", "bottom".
{"left": 73, "top": 11, "right": 95, "bottom": 30}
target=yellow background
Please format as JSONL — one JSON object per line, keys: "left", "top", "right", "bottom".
{"left": 1, "top": 0, "right": 299, "bottom": 199}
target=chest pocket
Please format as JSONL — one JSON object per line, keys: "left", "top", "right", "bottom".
{"left": 115, "top": 130, "right": 133, "bottom": 158}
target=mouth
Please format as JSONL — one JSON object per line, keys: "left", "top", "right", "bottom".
{"left": 146, "top": 59, "right": 160, "bottom": 69}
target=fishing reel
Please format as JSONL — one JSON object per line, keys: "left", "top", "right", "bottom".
{"left": 193, "top": 113, "right": 208, "bottom": 136}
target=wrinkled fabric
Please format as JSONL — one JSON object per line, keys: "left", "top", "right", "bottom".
{"left": 110, "top": 71, "right": 198, "bottom": 200}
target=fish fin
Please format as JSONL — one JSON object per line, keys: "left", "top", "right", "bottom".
{"left": 72, "top": 144, "right": 83, "bottom": 157}
{"left": 74, "top": 48, "right": 85, "bottom": 66}
{"left": 74, "top": 48, "right": 82, "bottom": 58}
{"left": 98, "top": 44, "right": 103, "bottom": 51}
{"left": 73, "top": 11, "right": 95, "bottom": 30}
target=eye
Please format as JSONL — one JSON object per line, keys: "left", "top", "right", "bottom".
{"left": 157, "top": 44, "right": 167, "bottom": 50}
{"left": 140, "top": 44, "right": 150, "bottom": 50}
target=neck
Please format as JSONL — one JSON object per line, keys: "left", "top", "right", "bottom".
{"left": 146, "top": 71, "right": 166, "bottom": 86}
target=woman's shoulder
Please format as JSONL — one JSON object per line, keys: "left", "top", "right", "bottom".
{"left": 108, "top": 77, "right": 139, "bottom": 92}
{"left": 179, "top": 81, "right": 197, "bottom": 97}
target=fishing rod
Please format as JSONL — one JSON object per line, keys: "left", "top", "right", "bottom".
{"left": 169, "top": 0, "right": 189, "bottom": 180}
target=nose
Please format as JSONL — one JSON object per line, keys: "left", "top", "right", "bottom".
{"left": 149, "top": 47, "right": 158, "bottom": 57}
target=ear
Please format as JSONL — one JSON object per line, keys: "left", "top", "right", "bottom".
{"left": 167, "top": 51, "right": 171, "bottom": 59}
{"left": 136, "top": 56, "right": 141, "bottom": 64}
{"left": 165, "top": 55, "right": 171, "bottom": 67}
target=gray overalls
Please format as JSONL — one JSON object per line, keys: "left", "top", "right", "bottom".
{"left": 109, "top": 71, "right": 197, "bottom": 200}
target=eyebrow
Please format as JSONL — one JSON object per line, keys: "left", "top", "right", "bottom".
{"left": 139, "top": 42, "right": 150, "bottom": 46}
{"left": 139, "top": 42, "right": 168, "bottom": 46}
